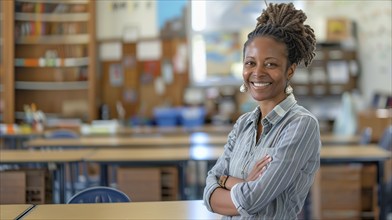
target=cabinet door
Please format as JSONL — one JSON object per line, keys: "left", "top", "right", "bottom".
{"left": 13, "top": 0, "right": 96, "bottom": 123}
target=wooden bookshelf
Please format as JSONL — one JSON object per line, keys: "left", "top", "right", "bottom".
{"left": 0, "top": 0, "right": 15, "bottom": 123}
{"left": 292, "top": 43, "right": 359, "bottom": 97}
{"left": 11, "top": 0, "right": 96, "bottom": 122}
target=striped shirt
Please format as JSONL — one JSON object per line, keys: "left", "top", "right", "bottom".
{"left": 203, "top": 94, "right": 321, "bottom": 219}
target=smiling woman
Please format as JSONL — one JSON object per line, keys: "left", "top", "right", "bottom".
{"left": 203, "top": 2, "right": 320, "bottom": 219}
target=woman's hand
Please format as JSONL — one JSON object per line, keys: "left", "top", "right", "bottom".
{"left": 246, "top": 155, "right": 272, "bottom": 181}
{"left": 224, "top": 155, "right": 272, "bottom": 190}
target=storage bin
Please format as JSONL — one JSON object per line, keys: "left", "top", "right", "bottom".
{"left": 153, "top": 107, "right": 180, "bottom": 127}
{"left": 179, "top": 107, "right": 206, "bottom": 128}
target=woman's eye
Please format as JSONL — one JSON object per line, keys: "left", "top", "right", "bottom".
{"left": 265, "top": 63, "right": 277, "bottom": 68}
{"left": 244, "top": 61, "right": 254, "bottom": 66}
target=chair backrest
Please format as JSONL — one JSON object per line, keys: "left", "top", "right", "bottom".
{"left": 67, "top": 186, "right": 131, "bottom": 204}
{"left": 378, "top": 125, "right": 392, "bottom": 151}
{"left": 359, "top": 127, "right": 373, "bottom": 145}
{"left": 44, "top": 129, "right": 79, "bottom": 139}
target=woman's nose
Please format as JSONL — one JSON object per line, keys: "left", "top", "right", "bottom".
{"left": 254, "top": 64, "right": 265, "bottom": 75}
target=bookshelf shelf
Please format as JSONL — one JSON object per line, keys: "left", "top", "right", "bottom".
{"left": 15, "top": 0, "right": 89, "bottom": 4}
{"left": 15, "top": 12, "right": 89, "bottom": 21}
{"left": 15, "top": 81, "right": 88, "bottom": 90}
{"left": 16, "top": 34, "right": 89, "bottom": 44}
{"left": 7, "top": 0, "right": 97, "bottom": 123}
{"left": 15, "top": 57, "right": 89, "bottom": 67}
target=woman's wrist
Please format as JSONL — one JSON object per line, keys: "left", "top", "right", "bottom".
{"left": 218, "top": 175, "right": 229, "bottom": 189}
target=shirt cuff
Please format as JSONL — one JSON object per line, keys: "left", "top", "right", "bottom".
{"left": 230, "top": 183, "right": 251, "bottom": 216}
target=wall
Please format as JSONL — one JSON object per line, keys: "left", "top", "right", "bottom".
{"left": 304, "top": 0, "right": 392, "bottom": 105}
{"left": 96, "top": 1, "right": 158, "bottom": 40}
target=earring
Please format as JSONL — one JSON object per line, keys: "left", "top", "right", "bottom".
{"left": 240, "top": 83, "right": 248, "bottom": 93}
{"left": 285, "top": 84, "right": 293, "bottom": 95}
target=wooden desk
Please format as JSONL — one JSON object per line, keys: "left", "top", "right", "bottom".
{"left": 0, "top": 149, "right": 95, "bottom": 203}
{"left": 117, "top": 124, "right": 232, "bottom": 136}
{"left": 23, "top": 200, "right": 221, "bottom": 220}
{"left": 0, "top": 204, "right": 35, "bottom": 220}
{"left": 320, "top": 133, "right": 360, "bottom": 145}
{"left": 24, "top": 134, "right": 228, "bottom": 149}
{"left": 0, "top": 149, "right": 94, "bottom": 163}
{"left": 0, "top": 132, "right": 42, "bottom": 149}
{"left": 85, "top": 148, "right": 190, "bottom": 199}
{"left": 24, "top": 132, "right": 361, "bottom": 150}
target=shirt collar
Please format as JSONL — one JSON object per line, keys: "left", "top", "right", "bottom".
{"left": 246, "top": 94, "right": 297, "bottom": 129}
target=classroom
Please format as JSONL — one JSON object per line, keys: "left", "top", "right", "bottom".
{"left": 0, "top": 0, "right": 391, "bottom": 219}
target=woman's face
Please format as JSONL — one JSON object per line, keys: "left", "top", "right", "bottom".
{"left": 243, "top": 36, "right": 295, "bottom": 105}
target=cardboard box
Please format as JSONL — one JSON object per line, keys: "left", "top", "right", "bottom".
{"left": 0, "top": 171, "right": 26, "bottom": 204}
{"left": 117, "top": 166, "right": 179, "bottom": 202}
{"left": 312, "top": 164, "right": 362, "bottom": 220}
{"left": 357, "top": 109, "right": 392, "bottom": 142}
{"left": 117, "top": 167, "right": 162, "bottom": 201}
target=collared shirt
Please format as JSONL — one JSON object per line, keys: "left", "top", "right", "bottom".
{"left": 203, "top": 94, "right": 321, "bottom": 219}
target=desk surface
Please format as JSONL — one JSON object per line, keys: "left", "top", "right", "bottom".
{"left": 25, "top": 135, "right": 228, "bottom": 148}
{"left": 1, "top": 145, "right": 390, "bottom": 164}
{"left": 0, "top": 204, "right": 34, "bottom": 220}
{"left": 86, "top": 148, "right": 190, "bottom": 162}
{"left": 320, "top": 145, "right": 391, "bottom": 160}
{"left": 189, "top": 145, "right": 391, "bottom": 161}
{"left": 24, "top": 133, "right": 360, "bottom": 149}
{"left": 23, "top": 200, "right": 221, "bottom": 220}
{"left": 0, "top": 149, "right": 95, "bottom": 163}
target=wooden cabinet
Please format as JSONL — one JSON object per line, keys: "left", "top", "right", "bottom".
{"left": 0, "top": 0, "right": 15, "bottom": 123}
{"left": 117, "top": 166, "right": 179, "bottom": 201}
{"left": 292, "top": 43, "right": 359, "bottom": 97}
{"left": 10, "top": 0, "right": 96, "bottom": 123}
{"left": 291, "top": 43, "right": 360, "bottom": 132}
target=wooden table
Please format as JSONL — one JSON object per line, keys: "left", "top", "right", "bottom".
{"left": 22, "top": 200, "right": 221, "bottom": 219}
{"left": 0, "top": 204, "right": 34, "bottom": 220}
{"left": 320, "top": 133, "right": 360, "bottom": 145}
{"left": 117, "top": 125, "right": 232, "bottom": 136}
{"left": 24, "top": 132, "right": 360, "bottom": 149}
{"left": 24, "top": 134, "right": 228, "bottom": 148}
{"left": 0, "top": 149, "right": 95, "bottom": 203}
{"left": 85, "top": 148, "right": 190, "bottom": 199}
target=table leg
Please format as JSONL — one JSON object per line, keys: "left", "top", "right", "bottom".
{"left": 377, "top": 161, "right": 386, "bottom": 220}
{"left": 178, "top": 161, "right": 187, "bottom": 200}
{"left": 100, "top": 164, "right": 108, "bottom": 186}
{"left": 58, "top": 163, "right": 65, "bottom": 203}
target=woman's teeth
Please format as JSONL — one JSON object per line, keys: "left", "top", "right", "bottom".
{"left": 253, "top": 82, "right": 271, "bottom": 87}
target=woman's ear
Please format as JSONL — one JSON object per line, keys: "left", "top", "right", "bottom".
{"left": 287, "top": 63, "right": 297, "bottom": 80}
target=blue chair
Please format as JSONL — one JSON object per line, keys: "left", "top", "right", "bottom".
{"left": 359, "top": 127, "right": 373, "bottom": 145}
{"left": 44, "top": 129, "right": 79, "bottom": 139}
{"left": 67, "top": 186, "right": 131, "bottom": 204}
{"left": 379, "top": 125, "right": 392, "bottom": 151}
{"left": 44, "top": 129, "right": 81, "bottom": 201}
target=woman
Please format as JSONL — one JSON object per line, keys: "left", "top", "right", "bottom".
{"left": 203, "top": 2, "right": 321, "bottom": 219}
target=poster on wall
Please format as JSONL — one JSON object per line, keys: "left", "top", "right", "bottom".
{"left": 109, "top": 63, "right": 124, "bottom": 87}
{"left": 205, "top": 32, "right": 241, "bottom": 77}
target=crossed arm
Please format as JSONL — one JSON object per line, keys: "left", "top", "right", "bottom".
{"left": 209, "top": 155, "right": 272, "bottom": 215}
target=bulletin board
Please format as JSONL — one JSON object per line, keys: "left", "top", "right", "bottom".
{"left": 99, "top": 37, "right": 189, "bottom": 121}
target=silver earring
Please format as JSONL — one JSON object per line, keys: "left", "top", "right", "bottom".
{"left": 240, "top": 84, "right": 248, "bottom": 93}
{"left": 285, "top": 84, "right": 293, "bottom": 95}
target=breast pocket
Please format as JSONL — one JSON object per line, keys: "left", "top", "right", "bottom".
{"left": 246, "top": 147, "right": 276, "bottom": 174}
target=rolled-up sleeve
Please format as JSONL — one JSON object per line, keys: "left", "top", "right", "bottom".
{"left": 203, "top": 119, "right": 241, "bottom": 212}
{"left": 230, "top": 115, "right": 320, "bottom": 215}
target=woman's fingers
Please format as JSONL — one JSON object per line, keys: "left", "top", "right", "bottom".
{"left": 246, "top": 155, "right": 272, "bottom": 181}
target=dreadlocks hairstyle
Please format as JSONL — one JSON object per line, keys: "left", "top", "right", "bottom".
{"left": 244, "top": 2, "right": 316, "bottom": 67}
